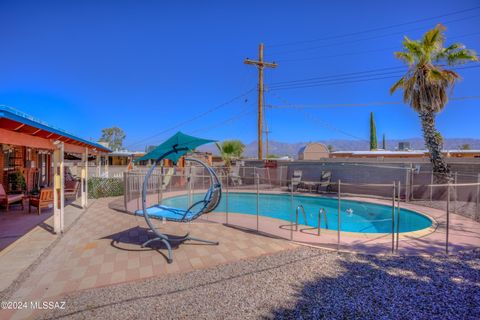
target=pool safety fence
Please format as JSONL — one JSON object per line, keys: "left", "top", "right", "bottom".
{"left": 124, "top": 166, "right": 480, "bottom": 255}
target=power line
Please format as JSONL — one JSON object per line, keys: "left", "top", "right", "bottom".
{"left": 276, "top": 31, "right": 480, "bottom": 63}
{"left": 267, "top": 5, "right": 480, "bottom": 48}
{"left": 268, "top": 14, "right": 480, "bottom": 57}
{"left": 269, "top": 67, "right": 405, "bottom": 86}
{"left": 188, "top": 104, "right": 257, "bottom": 135}
{"left": 267, "top": 96, "right": 480, "bottom": 109}
{"left": 267, "top": 90, "right": 369, "bottom": 142}
{"left": 267, "top": 65, "right": 480, "bottom": 91}
{"left": 125, "top": 88, "right": 255, "bottom": 149}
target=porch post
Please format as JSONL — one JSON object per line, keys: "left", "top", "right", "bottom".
{"left": 53, "top": 141, "right": 65, "bottom": 234}
{"left": 96, "top": 154, "right": 101, "bottom": 177}
{"left": 105, "top": 154, "right": 109, "bottom": 178}
{"left": 81, "top": 147, "right": 88, "bottom": 208}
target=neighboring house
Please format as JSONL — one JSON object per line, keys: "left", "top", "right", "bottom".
{"left": 330, "top": 150, "right": 480, "bottom": 159}
{"left": 298, "top": 143, "right": 330, "bottom": 160}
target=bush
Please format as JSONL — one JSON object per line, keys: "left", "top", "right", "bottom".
{"left": 87, "top": 177, "right": 124, "bottom": 199}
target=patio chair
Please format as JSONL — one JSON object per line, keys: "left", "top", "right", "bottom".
{"left": 134, "top": 132, "right": 222, "bottom": 263}
{"left": 0, "top": 183, "right": 24, "bottom": 211}
{"left": 316, "top": 171, "right": 332, "bottom": 193}
{"left": 229, "top": 163, "right": 243, "bottom": 186}
{"left": 29, "top": 188, "right": 54, "bottom": 215}
{"left": 161, "top": 167, "right": 175, "bottom": 191}
{"left": 64, "top": 180, "right": 80, "bottom": 199}
{"left": 288, "top": 170, "right": 303, "bottom": 191}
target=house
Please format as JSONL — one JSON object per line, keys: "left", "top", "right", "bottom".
{"left": 0, "top": 105, "right": 110, "bottom": 234}
{"left": 298, "top": 143, "right": 330, "bottom": 160}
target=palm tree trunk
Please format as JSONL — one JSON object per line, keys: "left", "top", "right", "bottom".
{"left": 419, "top": 110, "right": 451, "bottom": 183}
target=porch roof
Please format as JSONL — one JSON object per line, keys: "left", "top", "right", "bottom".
{"left": 0, "top": 106, "right": 111, "bottom": 153}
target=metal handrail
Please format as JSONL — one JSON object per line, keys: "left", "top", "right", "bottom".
{"left": 295, "top": 204, "right": 308, "bottom": 231}
{"left": 317, "top": 208, "right": 329, "bottom": 235}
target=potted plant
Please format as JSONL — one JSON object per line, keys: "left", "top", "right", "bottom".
{"left": 9, "top": 171, "right": 26, "bottom": 194}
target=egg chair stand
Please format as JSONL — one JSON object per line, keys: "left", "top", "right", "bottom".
{"left": 137, "top": 144, "right": 222, "bottom": 264}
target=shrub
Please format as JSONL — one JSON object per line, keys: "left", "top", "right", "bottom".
{"left": 87, "top": 177, "right": 124, "bottom": 199}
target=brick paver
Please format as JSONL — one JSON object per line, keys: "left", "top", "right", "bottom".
{"left": 3, "top": 197, "right": 295, "bottom": 319}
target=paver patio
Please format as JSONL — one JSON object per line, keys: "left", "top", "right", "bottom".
{"left": 0, "top": 197, "right": 295, "bottom": 319}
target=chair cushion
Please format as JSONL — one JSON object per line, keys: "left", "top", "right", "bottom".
{"left": 135, "top": 205, "right": 198, "bottom": 222}
{"left": 7, "top": 194, "right": 23, "bottom": 202}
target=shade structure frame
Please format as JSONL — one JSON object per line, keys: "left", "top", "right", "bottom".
{"left": 140, "top": 145, "right": 221, "bottom": 263}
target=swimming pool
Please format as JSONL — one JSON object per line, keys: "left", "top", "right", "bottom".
{"left": 161, "top": 192, "right": 433, "bottom": 234}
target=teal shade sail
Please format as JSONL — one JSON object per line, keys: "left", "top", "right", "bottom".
{"left": 135, "top": 131, "right": 216, "bottom": 163}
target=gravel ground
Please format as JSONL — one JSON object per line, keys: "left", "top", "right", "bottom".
{"left": 38, "top": 247, "right": 480, "bottom": 320}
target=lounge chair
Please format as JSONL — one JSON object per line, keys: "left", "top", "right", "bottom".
{"left": 288, "top": 170, "right": 303, "bottom": 191}
{"left": 29, "top": 188, "right": 54, "bottom": 215}
{"left": 316, "top": 171, "right": 332, "bottom": 193}
{"left": 64, "top": 180, "right": 80, "bottom": 199}
{"left": 229, "top": 163, "right": 243, "bottom": 186}
{"left": 0, "top": 183, "right": 24, "bottom": 211}
{"left": 161, "top": 167, "right": 174, "bottom": 191}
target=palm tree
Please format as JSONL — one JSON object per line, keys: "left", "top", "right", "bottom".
{"left": 390, "top": 24, "right": 477, "bottom": 181}
{"left": 215, "top": 140, "right": 245, "bottom": 169}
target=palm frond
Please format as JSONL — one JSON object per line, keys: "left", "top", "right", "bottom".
{"left": 402, "top": 36, "right": 423, "bottom": 60}
{"left": 422, "top": 24, "right": 446, "bottom": 52}
{"left": 446, "top": 49, "right": 479, "bottom": 65}
{"left": 390, "top": 76, "right": 405, "bottom": 94}
{"left": 394, "top": 51, "right": 414, "bottom": 65}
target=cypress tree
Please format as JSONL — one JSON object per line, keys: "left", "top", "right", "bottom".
{"left": 382, "top": 133, "right": 386, "bottom": 150}
{"left": 370, "top": 112, "right": 377, "bottom": 150}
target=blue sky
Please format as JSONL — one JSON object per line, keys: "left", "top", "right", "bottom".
{"left": 0, "top": 0, "right": 479, "bottom": 151}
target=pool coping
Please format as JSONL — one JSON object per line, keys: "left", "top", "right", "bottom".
{"left": 130, "top": 189, "right": 480, "bottom": 255}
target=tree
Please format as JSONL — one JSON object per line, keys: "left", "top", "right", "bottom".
{"left": 459, "top": 144, "right": 471, "bottom": 150}
{"left": 390, "top": 24, "right": 477, "bottom": 181}
{"left": 99, "top": 127, "right": 126, "bottom": 151}
{"left": 382, "top": 133, "right": 386, "bottom": 150}
{"left": 215, "top": 140, "right": 245, "bottom": 168}
{"left": 370, "top": 112, "right": 377, "bottom": 150}
{"left": 327, "top": 144, "right": 334, "bottom": 153}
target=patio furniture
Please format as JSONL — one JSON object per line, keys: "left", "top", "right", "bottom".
{"left": 65, "top": 180, "right": 80, "bottom": 199}
{"left": 288, "top": 170, "right": 303, "bottom": 191}
{"left": 134, "top": 132, "right": 222, "bottom": 263}
{"left": 0, "top": 183, "right": 24, "bottom": 211}
{"left": 161, "top": 167, "right": 175, "bottom": 191}
{"left": 229, "top": 163, "right": 243, "bottom": 186}
{"left": 29, "top": 188, "right": 54, "bottom": 215}
{"left": 316, "top": 171, "right": 332, "bottom": 193}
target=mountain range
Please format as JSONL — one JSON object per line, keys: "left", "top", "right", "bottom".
{"left": 199, "top": 138, "right": 480, "bottom": 158}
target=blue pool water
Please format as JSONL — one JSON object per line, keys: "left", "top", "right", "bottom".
{"left": 161, "top": 192, "right": 432, "bottom": 233}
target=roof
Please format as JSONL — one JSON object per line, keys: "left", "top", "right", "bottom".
{"left": 0, "top": 105, "right": 111, "bottom": 152}
{"left": 332, "top": 149, "right": 480, "bottom": 155}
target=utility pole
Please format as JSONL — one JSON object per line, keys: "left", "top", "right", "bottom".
{"left": 244, "top": 43, "right": 277, "bottom": 160}
{"left": 264, "top": 126, "right": 271, "bottom": 158}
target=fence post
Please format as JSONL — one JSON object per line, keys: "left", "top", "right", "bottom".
{"left": 392, "top": 181, "right": 396, "bottom": 254}
{"left": 476, "top": 173, "right": 480, "bottom": 221}
{"left": 454, "top": 172, "right": 458, "bottom": 214}
{"left": 160, "top": 169, "right": 163, "bottom": 203}
{"left": 256, "top": 173, "right": 259, "bottom": 232}
{"left": 405, "top": 165, "right": 410, "bottom": 203}
{"left": 396, "top": 181, "right": 401, "bottom": 252}
{"left": 290, "top": 180, "right": 294, "bottom": 241}
{"left": 225, "top": 173, "right": 229, "bottom": 225}
{"left": 446, "top": 184, "right": 450, "bottom": 255}
{"left": 430, "top": 172, "right": 433, "bottom": 202}
{"left": 337, "top": 180, "right": 341, "bottom": 252}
